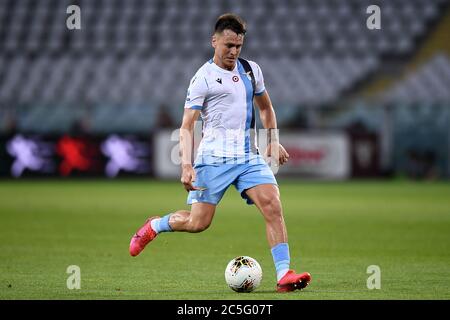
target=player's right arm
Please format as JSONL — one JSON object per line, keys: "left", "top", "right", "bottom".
{"left": 179, "top": 71, "right": 208, "bottom": 192}
{"left": 179, "top": 108, "right": 201, "bottom": 191}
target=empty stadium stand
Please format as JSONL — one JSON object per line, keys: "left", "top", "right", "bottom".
{"left": 0, "top": 0, "right": 449, "bottom": 133}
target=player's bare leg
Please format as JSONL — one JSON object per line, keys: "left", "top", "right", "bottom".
{"left": 245, "top": 183, "right": 311, "bottom": 292}
{"left": 168, "top": 202, "right": 216, "bottom": 232}
{"left": 129, "top": 203, "right": 216, "bottom": 256}
{"left": 245, "top": 184, "right": 287, "bottom": 247}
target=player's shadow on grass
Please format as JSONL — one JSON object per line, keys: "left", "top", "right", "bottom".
{"left": 237, "top": 290, "right": 275, "bottom": 294}
{"left": 241, "top": 290, "right": 304, "bottom": 294}
{"left": 247, "top": 289, "right": 312, "bottom": 294}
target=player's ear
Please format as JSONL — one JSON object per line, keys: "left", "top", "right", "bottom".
{"left": 211, "top": 34, "right": 217, "bottom": 49}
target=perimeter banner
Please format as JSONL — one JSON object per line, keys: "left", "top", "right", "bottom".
{"left": 276, "top": 132, "right": 350, "bottom": 179}
{"left": 0, "top": 134, "right": 153, "bottom": 178}
{"left": 154, "top": 130, "right": 351, "bottom": 179}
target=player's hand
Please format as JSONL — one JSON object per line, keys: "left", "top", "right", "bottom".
{"left": 180, "top": 164, "right": 201, "bottom": 192}
{"left": 278, "top": 144, "right": 290, "bottom": 165}
{"left": 265, "top": 143, "right": 290, "bottom": 166}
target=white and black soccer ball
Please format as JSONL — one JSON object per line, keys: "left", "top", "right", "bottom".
{"left": 224, "top": 256, "right": 262, "bottom": 292}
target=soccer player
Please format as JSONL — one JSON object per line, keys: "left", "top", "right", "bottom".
{"left": 129, "top": 13, "right": 311, "bottom": 292}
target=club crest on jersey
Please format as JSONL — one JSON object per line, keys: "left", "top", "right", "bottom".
{"left": 232, "top": 76, "right": 239, "bottom": 82}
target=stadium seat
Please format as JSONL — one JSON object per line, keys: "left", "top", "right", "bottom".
{"left": 0, "top": 0, "right": 449, "bottom": 132}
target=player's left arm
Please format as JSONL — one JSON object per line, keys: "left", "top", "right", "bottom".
{"left": 254, "top": 91, "right": 289, "bottom": 165}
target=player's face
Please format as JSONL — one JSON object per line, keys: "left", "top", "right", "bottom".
{"left": 212, "top": 29, "right": 244, "bottom": 71}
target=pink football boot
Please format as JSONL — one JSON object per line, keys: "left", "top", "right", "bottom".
{"left": 129, "top": 216, "right": 160, "bottom": 257}
{"left": 276, "top": 270, "right": 312, "bottom": 293}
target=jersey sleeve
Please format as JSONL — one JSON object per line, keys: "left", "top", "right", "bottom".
{"left": 249, "top": 61, "right": 266, "bottom": 96}
{"left": 184, "top": 74, "right": 208, "bottom": 110}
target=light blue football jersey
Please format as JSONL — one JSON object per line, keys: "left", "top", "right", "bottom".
{"left": 184, "top": 58, "right": 266, "bottom": 158}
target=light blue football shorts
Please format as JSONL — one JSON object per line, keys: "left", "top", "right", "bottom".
{"left": 187, "top": 154, "right": 278, "bottom": 206}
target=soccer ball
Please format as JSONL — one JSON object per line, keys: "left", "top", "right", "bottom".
{"left": 224, "top": 256, "right": 262, "bottom": 292}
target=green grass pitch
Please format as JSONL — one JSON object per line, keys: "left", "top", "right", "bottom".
{"left": 1, "top": 179, "right": 449, "bottom": 300}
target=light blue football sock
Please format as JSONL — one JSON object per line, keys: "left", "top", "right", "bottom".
{"left": 271, "top": 243, "right": 290, "bottom": 281}
{"left": 150, "top": 214, "right": 173, "bottom": 234}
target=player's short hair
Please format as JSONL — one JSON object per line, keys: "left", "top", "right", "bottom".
{"left": 214, "top": 13, "right": 246, "bottom": 36}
